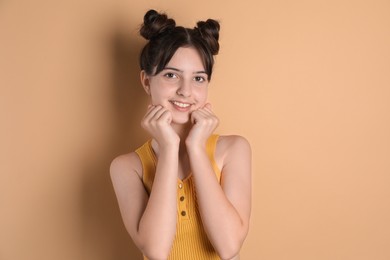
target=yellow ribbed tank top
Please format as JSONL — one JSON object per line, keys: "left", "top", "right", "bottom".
{"left": 135, "top": 134, "right": 221, "bottom": 260}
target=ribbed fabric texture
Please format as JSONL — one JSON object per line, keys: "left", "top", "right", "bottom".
{"left": 135, "top": 135, "right": 221, "bottom": 260}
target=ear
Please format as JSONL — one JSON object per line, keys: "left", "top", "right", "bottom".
{"left": 140, "top": 70, "right": 151, "bottom": 95}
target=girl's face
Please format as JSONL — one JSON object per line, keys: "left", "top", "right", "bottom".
{"left": 141, "top": 47, "right": 209, "bottom": 124}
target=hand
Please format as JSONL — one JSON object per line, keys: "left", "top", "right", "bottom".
{"left": 141, "top": 105, "right": 180, "bottom": 147}
{"left": 186, "top": 103, "right": 219, "bottom": 149}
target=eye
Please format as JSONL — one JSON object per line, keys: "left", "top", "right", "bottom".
{"left": 194, "top": 76, "right": 206, "bottom": 83}
{"left": 164, "top": 72, "right": 177, "bottom": 79}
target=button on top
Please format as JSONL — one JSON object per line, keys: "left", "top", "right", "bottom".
{"left": 180, "top": 196, "right": 185, "bottom": 201}
{"left": 181, "top": 211, "right": 186, "bottom": 216}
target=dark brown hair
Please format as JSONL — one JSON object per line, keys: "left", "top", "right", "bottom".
{"left": 139, "top": 9, "right": 220, "bottom": 81}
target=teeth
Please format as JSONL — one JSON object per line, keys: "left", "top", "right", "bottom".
{"left": 172, "top": 101, "right": 190, "bottom": 108}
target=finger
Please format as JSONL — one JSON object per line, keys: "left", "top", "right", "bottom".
{"left": 204, "top": 103, "right": 212, "bottom": 110}
{"left": 191, "top": 109, "right": 210, "bottom": 125}
{"left": 190, "top": 110, "right": 199, "bottom": 124}
{"left": 144, "top": 105, "right": 158, "bottom": 118}
{"left": 158, "top": 109, "right": 172, "bottom": 123}
{"left": 144, "top": 105, "right": 163, "bottom": 121}
{"left": 195, "top": 108, "right": 219, "bottom": 127}
{"left": 146, "top": 103, "right": 159, "bottom": 112}
{"left": 202, "top": 105, "right": 215, "bottom": 115}
{"left": 194, "top": 108, "right": 210, "bottom": 118}
{"left": 150, "top": 106, "right": 167, "bottom": 121}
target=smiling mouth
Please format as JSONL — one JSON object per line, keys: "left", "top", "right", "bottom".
{"left": 169, "top": 100, "right": 192, "bottom": 108}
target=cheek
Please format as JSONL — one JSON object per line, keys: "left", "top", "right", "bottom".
{"left": 149, "top": 86, "right": 165, "bottom": 98}
{"left": 149, "top": 85, "right": 175, "bottom": 105}
{"left": 149, "top": 90, "right": 163, "bottom": 105}
{"left": 194, "top": 87, "right": 208, "bottom": 104}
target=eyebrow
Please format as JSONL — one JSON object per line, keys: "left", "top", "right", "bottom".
{"left": 163, "top": 67, "right": 207, "bottom": 74}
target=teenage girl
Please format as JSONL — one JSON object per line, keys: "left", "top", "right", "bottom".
{"left": 110, "top": 9, "right": 252, "bottom": 260}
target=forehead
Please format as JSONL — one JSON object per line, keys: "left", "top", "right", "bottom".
{"left": 166, "top": 47, "right": 205, "bottom": 72}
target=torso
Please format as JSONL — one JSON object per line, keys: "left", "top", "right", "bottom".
{"left": 133, "top": 135, "right": 229, "bottom": 180}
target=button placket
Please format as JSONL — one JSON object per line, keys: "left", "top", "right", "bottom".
{"left": 177, "top": 180, "right": 189, "bottom": 220}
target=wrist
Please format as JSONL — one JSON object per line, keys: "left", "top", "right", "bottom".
{"left": 186, "top": 142, "right": 206, "bottom": 154}
{"left": 159, "top": 143, "right": 179, "bottom": 154}
{"left": 157, "top": 136, "right": 180, "bottom": 149}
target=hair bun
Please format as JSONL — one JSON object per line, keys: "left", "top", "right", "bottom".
{"left": 140, "top": 9, "right": 176, "bottom": 40}
{"left": 196, "top": 19, "right": 220, "bottom": 55}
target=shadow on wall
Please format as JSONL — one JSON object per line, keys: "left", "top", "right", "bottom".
{"left": 79, "top": 25, "right": 148, "bottom": 260}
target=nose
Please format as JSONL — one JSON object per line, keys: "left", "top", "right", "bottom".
{"left": 176, "top": 79, "right": 191, "bottom": 97}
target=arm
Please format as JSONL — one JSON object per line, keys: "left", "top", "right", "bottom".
{"left": 187, "top": 136, "right": 251, "bottom": 259}
{"left": 110, "top": 105, "right": 180, "bottom": 260}
{"left": 186, "top": 105, "right": 251, "bottom": 259}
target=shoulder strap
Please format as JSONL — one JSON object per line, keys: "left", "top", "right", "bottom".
{"left": 206, "top": 134, "right": 221, "bottom": 182}
{"left": 136, "top": 135, "right": 221, "bottom": 189}
{"left": 135, "top": 140, "right": 155, "bottom": 194}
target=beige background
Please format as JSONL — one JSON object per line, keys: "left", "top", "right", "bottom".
{"left": 1, "top": 0, "right": 390, "bottom": 259}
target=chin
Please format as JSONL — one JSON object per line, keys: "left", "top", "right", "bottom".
{"left": 172, "top": 114, "right": 191, "bottom": 125}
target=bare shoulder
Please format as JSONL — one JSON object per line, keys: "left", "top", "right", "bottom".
{"left": 217, "top": 135, "right": 251, "bottom": 150}
{"left": 215, "top": 135, "right": 252, "bottom": 221}
{"left": 110, "top": 152, "right": 143, "bottom": 181}
{"left": 109, "top": 151, "right": 148, "bottom": 246}
{"left": 217, "top": 135, "right": 251, "bottom": 157}
{"left": 215, "top": 135, "right": 251, "bottom": 169}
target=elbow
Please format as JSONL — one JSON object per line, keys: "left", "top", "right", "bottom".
{"left": 219, "top": 249, "right": 240, "bottom": 260}
{"left": 137, "top": 225, "right": 172, "bottom": 259}
{"left": 143, "top": 253, "right": 170, "bottom": 260}
{"left": 216, "top": 239, "right": 241, "bottom": 260}
{"left": 140, "top": 242, "right": 171, "bottom": 260}
{"left": 217, "top": 228, "right": 248, "bottom": 260}
{"left": 136, "top": 222, "right": 176, "bottom": 259}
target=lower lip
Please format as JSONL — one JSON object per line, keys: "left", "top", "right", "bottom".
{"left": 170, "top": 102, "right": 191, "bottom": 112}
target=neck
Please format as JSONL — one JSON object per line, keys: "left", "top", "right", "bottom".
{"left": 172, "top": 122, "right": 191, "bottom": 139}
{"left": 171, "top": 122, "right": 192, "bottom": 156}
{"left": 151, "top": 121, "right": 192, "bottom": 158}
